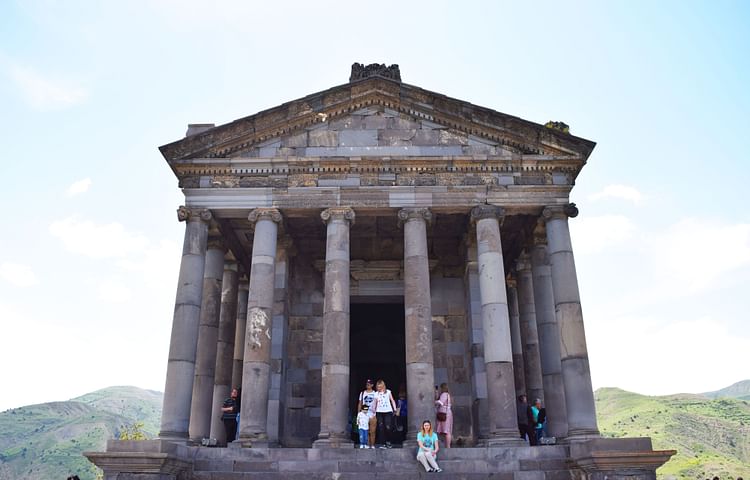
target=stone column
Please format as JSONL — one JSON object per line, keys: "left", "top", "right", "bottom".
{"left": 531, "top": 225, "right": 568, "bottom": 439}
{"left": 159, "top": 206, "right": 212, "bottom": 441}
{"left": 238, "top": 208, "right": 282, "bottom": 447}
{"left": 210, "top": 261, "right": 239, "bottom": 445}
{"left": 314, "top": 207, "right": 355, "bottom": 447}
{"left": 470, "top": 205, "right": 523, "bottom": 445}
{"left": 516, "top": 252, "right": 544, "bottom": 404}
{"left": 543, "top": 204, "right": 599, "bottom": 440}
{"left": 399, "top": 208, "right": 436, "bottom": 444}
{"left": 506, "top": 278, "right": 526, "bottom": 399}
{"left": 231, "top": 278, "right": 249, "bottom": 391}
{"left": 188, "top": 237, "right": 226, "bottom": 442}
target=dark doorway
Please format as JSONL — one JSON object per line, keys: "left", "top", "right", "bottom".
{"left": 349, "top": 303, "right": 406, "bottom": 413}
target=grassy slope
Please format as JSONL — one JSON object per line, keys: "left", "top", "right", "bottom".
{"left": 0, "top": 386, "right": 162, "bottom": 480}
{"left": 595, "top": 388, "right": 750, "bottom": 480}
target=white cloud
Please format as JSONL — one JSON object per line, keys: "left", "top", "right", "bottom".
{"left": 589, "top": 315, "right": 750, "bottom": 395}
{"left": 9, "top": 65, "right": 87, "bottom": 110}
{"left": 570, "top": 214, "right": 636, "bottom": 254}
{"left": 116, "top": 239, "right": 181, "bottom": 290}
{"left": 49, "top": 216, "right": 149, "bottom": 259}
{"left": 65, "top": 178, "right": 92, "bottom": 197}
{"left": 649, "top": 219, "right": 750, "bottom": 293}
{"left": 588, "top": 184, "right": 644, "bottom": 205}
{"left": 97, "top": 279, "right": 132, "bottom": 303}
{"left": 0, "top": 262, "right": 39, "bottom": 287}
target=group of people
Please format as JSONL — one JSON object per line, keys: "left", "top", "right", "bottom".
{"left": 516, "top": 394, "right": 547, "bottom": 445}
{"left": 356, "top": 379, "right": 403, "bottom": 448}
{"left": 354, "top": 379, "right": 453, "bottom": 473}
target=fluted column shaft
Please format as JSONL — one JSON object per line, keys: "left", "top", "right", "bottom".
{"left": 231, "top": 279, "right": 249, "bottom": 391}
{"left": 400, "top": 208, "right": 436, "bottom": 444}
{"left": 471, "top": 205, "right": 523, "bottom": 445}
{"left": 210, "top": 262, "right": 239, "bottom": 444}
{"left": 159, "top": 206, "right": 212, "bottom": 441}
{"left": 239, "top": 208, "right": 282, "bottom": 446}
{"left": 506, "top": 280, "right": 526, "bottom": 398}
{"left": 189, "top": 239, "right": 226, "bottom": 442}
{"left": 516, "top": 254, "right": 544, "bottom": 404}
{"left": 531, "top": 235, "right": 568, "bottom": 439}
{"left": 543, "top": 204, "right": 599, "bottom": 439}
{"left": 315, "top": 207, "right": 355, "bottom": 447}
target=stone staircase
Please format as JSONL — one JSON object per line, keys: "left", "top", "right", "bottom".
{"left": 191, "top": 446, "right": 572, "bottom": 479}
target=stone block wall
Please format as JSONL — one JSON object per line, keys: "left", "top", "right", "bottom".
{"left": 282, "top": 254, "right": 324, "bottom": 447}
{"left": 431, "top": 275, "right": 474, "bottom": 445}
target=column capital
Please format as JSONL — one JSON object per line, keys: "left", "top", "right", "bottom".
{"left": 515, "top": 251, "right": 532, "bottom": 272}
{"left": 542, "top": 203, "right": 579, "bottom": 221}
{"left": 248, "top": 208, "right": 282, "bottom": 225}
{"left": 320, "top": 207, "right": 356, "bottom": 225}
{"left": 470, "top": 204, "right": 505, "bottom": 222}
{"left": 506, "top": 276, "right": 517, "bottom": 289}
{"left": 177, "top": 206, "right": 212, "bottom": 223}
{"left": 397, "top": 207, "right": 431, "bottom": 227}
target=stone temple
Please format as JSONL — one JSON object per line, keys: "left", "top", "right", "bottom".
{"left": 86, "top": 64, "right": 674, "bottom": 479}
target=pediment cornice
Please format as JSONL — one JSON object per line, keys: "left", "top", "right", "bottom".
{"left": 159, "top": 77, "right": 595, "bottom": 163}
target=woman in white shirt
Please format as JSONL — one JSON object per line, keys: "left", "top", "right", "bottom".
{"left": 371, "top": 379, "right": 398, "bottom": 448}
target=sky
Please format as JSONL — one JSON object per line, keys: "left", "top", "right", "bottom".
{"left": 0, "top": 0, "right": 749, "bottom": 412}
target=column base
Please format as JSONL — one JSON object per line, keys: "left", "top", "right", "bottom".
{"left": 563, "top": 427, "right": 601, "bottom": 443}
{"left": 157, "top": 431, "right": 189, "bottom": 444}
{"left": 237, "top": 432, "right": 269, "bottom": 448}
{"left": 313, "top": 432, "right": 353, "bottom": 448}
{"left": 485, "top": 428, "right": 527, "bottom": 447}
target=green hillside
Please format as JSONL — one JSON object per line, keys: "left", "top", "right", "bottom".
{"left": 0, "top": 386, "right": 162, "bottom": 480}
{"left": 702, "top": 380, "right": 750, "bottom": 402}
{"left": 595, "top": 387, "right": 750, "bottom": 480}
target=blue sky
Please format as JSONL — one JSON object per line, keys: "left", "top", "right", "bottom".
{"left": 1, "top": 1, "right": 748, "bottom": 411}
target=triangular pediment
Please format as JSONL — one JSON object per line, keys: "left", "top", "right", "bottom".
{"left": 160, "top": 76, "right": 595, "bottom": 163}
{"left": 216, "top": 106, "right": 527, "bottom": 160}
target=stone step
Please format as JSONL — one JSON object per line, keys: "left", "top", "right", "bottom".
{"left": 193, "top": 473, "right": 544, "bottom": 480}
{"left": 190, "top": 446, "right": 572, "bottom": 479}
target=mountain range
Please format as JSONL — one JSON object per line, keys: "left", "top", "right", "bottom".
{"left": 1, "top": 381, "right": 748, "bottom": 479}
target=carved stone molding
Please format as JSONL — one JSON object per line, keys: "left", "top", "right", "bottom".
{"left": 350, "top": 63, "right": 401, "bottom": 82}
{"left": 177, "top": 206, "right": 212, "bottom": 223}
{"left": 397, "top": 207, "right": 431, "bottom": 227}
{"left": 320, "top": 207, "right": 355, "bottom": 225}
{"left": 542, "top": 203, "right": 579, "bottom": 221}
{"left": 248, "top": 208, "right": 282, "bottom": 225}
{"left": 470, "top": 204, "right": 505, "bottom": 222}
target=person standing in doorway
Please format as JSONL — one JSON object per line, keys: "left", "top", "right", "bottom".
{"left": 517, "top": 394, "right": 536, "bottom": 445}
{"left": 396, "top": 386, "right": 408, "bottom": 444}
{"left": 435, "top": 383, "right": 453, "bottom": 448}
{"left": 356, "top": 405, "right": 371, "bottom": 448}
{"left": 221, "top": 388, "right": 240, "bottom": 445}
{"left": 372, "top": 379, "right": 397, "bottom": 448}
{"left": 357, "top": 379, "right": 377, "bottom": 448}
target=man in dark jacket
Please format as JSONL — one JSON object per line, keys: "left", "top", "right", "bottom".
{"left": 517, "top": 394, "right": 536, "bottom": 446}
{"left": 222, "top": 388, "right": 240, "bottom": 445}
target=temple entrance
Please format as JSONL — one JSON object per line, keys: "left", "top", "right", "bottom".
{"left": 349, "top": 302, "right": 406, "bottom": 418}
